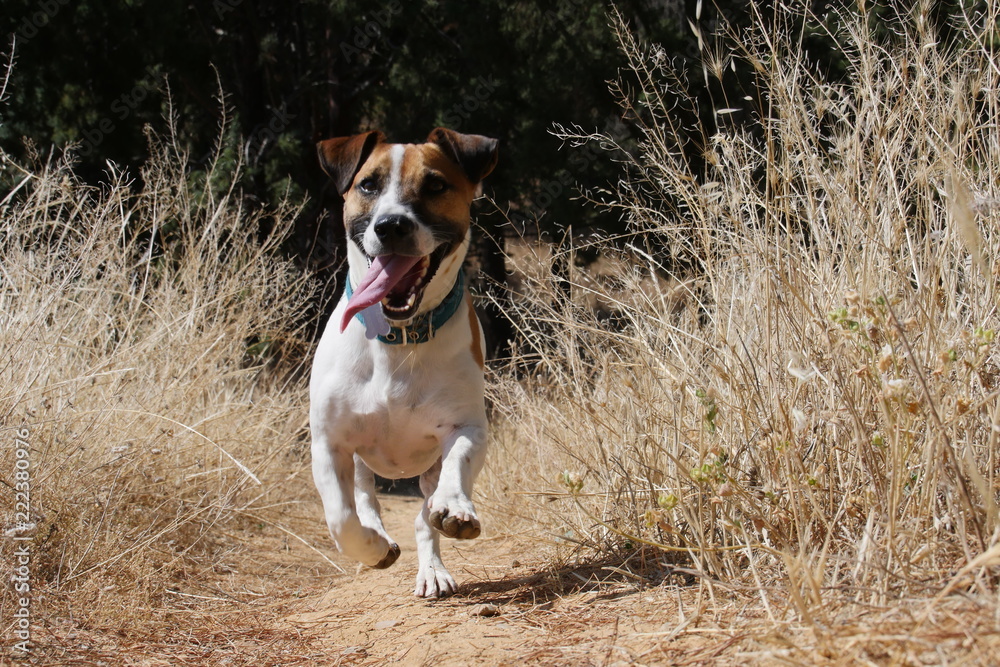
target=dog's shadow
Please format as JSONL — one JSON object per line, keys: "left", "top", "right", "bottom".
{"left": 452, "top": 552, "right": 694, "bottom": 610}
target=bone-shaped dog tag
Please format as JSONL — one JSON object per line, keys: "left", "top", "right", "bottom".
{"left": 361, "top": 304, "right": 391, "bottom": 340}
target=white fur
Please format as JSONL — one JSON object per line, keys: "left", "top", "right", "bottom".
{"left": 361, "top": 145, "right": 437, "bottom": 260}
{"left": 310, "top": 144, "right": 488, "bottom": 598}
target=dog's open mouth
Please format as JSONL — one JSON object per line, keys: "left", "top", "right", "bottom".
{"left": 340, "top": 247, "right": 446, "bottom": 331}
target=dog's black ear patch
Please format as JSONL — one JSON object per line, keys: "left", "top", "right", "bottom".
{"left": 426, "top": 128, "right": 499, "bottom": 184}
{"left": 317, "top": 131, "right": 385, "bottom": 195}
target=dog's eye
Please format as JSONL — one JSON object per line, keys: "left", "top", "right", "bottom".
{"left": 357, "top": 177, "right": 379, "bottom": 194}
{"left": 424, "top": 178, "right": 448, "bottom": 195}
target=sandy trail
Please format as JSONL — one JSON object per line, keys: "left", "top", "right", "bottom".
{"left": 286, "top": 494, "right": 683, "bottom": 666}
{"left": 33, "top": 492, "right": 998, "bottom": 665}
{"left": 274, "top": 494, "right": 1000, "bottom": 666}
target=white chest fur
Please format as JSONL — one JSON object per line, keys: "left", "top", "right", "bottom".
{"left": 310, "top": 295, "right": 486, "bottom": 479}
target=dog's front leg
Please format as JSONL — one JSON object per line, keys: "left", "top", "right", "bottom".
{"left": 414, "top": 459, "right": 457, "bottom": 598}
{"left": 413, "top": 425, "right": 486, "bottom": 597}
{"left": 427, "top": 424, "right": 487, "bottom": 540}
{"left": 312, "top": 439, "right": 400, "bottom": 568}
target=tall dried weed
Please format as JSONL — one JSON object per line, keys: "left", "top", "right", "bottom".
{"left": 0, "top": 131, "right": 317, "bottom": 632}
{"left": 488, "top": 0, "right": 1000, "bottom": 624}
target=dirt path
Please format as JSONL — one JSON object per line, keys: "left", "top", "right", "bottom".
{"left": 34, "top": 492, "right": 704, "bottom": 666}
{"left": 290, "top": 496, "right": 528, "bottom": 665}
{"left": 284, "top": 495, "right": 695, "bottom": 666}
{"left": 33, "top": 492, "right": 999, "bottom": 664}
{"left": 278, "top": 496, "right": 1000, "bottom": 666}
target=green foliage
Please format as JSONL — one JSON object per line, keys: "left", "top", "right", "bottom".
{"left": 0, "top": 0, "right": 690, "bottom": 241}
{"left": 2, "top": 1, "right": 986, "bottom": 244}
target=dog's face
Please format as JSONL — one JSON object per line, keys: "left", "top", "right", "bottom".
{"left": 318, "top": 128, "right": 498, "bottom": 327}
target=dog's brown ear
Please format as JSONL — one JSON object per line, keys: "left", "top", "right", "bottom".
{"left": 317, "top": 131, "right": 385, "bottom": 195}
{"left": 426, "top": 128, "right": 499, "bottom": 184}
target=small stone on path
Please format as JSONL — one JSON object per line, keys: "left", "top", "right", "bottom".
{"left": 469, "top": 603, "right": 500, "bottom": 617}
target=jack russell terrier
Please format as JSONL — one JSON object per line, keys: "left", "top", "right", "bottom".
{"left": 310, "top": 128, "right": 498, "bottom": 597}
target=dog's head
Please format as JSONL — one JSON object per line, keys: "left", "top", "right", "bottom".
{"left": 318, "top": 128, "right": 498, "bottom": 330}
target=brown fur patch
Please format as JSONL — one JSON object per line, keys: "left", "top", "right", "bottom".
{"left": 341, "top": 143, "right": 395, "bottom": 229}
{"left": 401, "top": 143, "right": 476, "bottom": 237}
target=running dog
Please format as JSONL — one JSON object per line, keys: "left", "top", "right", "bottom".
{"left": 310, "top": 128, "right": 498, "bottom": 597}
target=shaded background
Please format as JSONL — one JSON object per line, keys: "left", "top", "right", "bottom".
{"left": 1, "top": 0, "right": 963, "bottom": 355}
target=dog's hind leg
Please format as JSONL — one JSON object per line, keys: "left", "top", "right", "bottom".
{"left": 413, "top": 459, "right": 458, "bottom": 598}
{"left": 354, "top": 455, "right": 400, "bottom": 569}
{"left": 311, "top": 438, "right": 399, "bottom": 569}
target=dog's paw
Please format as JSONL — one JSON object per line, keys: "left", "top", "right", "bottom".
{"left": 414, "top": 563, "right": 458, "bottom": 598}
{"left": 428, "top": 507, "right": 481, "bottom": 540}
{"left": 372, "top": 542, "right": 401, "bottom": 569}
{"left": 331, "top": 519, "right": 399, "bottom": 568}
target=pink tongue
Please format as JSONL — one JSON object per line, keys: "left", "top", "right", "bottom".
{"left": 341, "top": 254, "right": 423, "bottom": 332}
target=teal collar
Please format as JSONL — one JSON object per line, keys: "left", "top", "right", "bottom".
{"left": 345, "top": 269, "right": 466, "bottom": 345}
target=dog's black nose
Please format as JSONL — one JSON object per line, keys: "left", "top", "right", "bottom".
{"left": 373, "top": 215, "right": 415, "bottom": 241}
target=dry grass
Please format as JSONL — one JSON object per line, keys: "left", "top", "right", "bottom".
{"left": 3, "top": 1, "right": 1000, "bottom": 662}
{"left": 0, "top": 129, "right": 326, "bottom": 658}
{"left": 485, "top": 0, "right": 1000, "bottom": 654}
